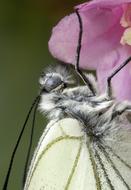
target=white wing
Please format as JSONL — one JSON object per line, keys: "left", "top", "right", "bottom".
{"left": 24, "top": 118, "right": 131, "bottom": 190}
{"left": 24, "top": 118, "right": 98, "bottom": 190}
{"left": 92, "top": 125, "right": 131, "bottom": 190}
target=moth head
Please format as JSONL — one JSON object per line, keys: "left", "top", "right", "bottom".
{"left": 39, "top": 65, "right": 74, "bottom": 92}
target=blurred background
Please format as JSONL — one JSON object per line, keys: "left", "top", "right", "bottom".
{"left": 0, "top": 0, "right": 86, "bottom": 189}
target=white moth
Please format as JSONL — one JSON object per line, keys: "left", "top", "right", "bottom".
{"left": 24, "top": 63, "right": 131, "bottom": 190}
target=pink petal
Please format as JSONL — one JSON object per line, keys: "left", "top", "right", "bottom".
{"left": 48, "top": 0, "right": 131, "bottom": 101}
{"left": 49, "top": 6, "right": 124, "bottom": 69}
{"left": 49, "top": 14, "right": 81, "bottom": 66}
{"left": 97, "top": 46, "right": 131, "bottom": 100}
{"left": 76, "top": 0, "right": 131, "bottom": 10}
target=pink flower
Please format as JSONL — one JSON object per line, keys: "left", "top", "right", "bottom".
{"left": 49, "top": 0, "right": 131, "bottom": 100}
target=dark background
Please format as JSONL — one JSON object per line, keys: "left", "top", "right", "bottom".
{"left": 0, "top": 0, "right": 86, "bottom": 189}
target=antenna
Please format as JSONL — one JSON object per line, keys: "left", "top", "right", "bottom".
{"left": 75, "top": 9, "right": 95, "bottom": 95}
{"left": 22, "top": 99, "right": 39, "bottom": 186}
{"left": 107, "top": 56, "right": 131, "bottom": 97}
{"left": 2, "top": 94, "right": 40, "bottom": 190}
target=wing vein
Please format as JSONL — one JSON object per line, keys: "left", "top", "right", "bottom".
{"left": 87, "top": 142, "right": 102, "bottom": 190}
{"left": 103, "top": 143, "right": 131, "bottom": 170}
{"left": 25, "top": 135, "right": 82, "bottom": 189}
{"left": 64, "top": 140, "right": 82, "bottom": 190}
{"left": 98, "top": 142, "right": 131, "bottom": 190}
{"left": 95, "top": 147, "right": 115, "bottom": 190}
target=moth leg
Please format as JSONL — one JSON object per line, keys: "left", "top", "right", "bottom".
{"left": 63, "top": 84, "right": 97, "bottom": 99}
{"left": 111, "top": 101, "right": 131, "bottom": 119}
{"left": 57, "top": 99, "right": 113, "bottom": 120}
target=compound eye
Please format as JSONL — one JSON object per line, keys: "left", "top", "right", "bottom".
{"left": 39, "top": 74, "right": 63, "bottom": 92}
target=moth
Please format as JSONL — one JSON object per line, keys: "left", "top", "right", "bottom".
{"left": 2, "top": 9, "right": 131, "bottom": 190}
{"left": 25, "top": 60, "right": 131, "bottom": 190}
